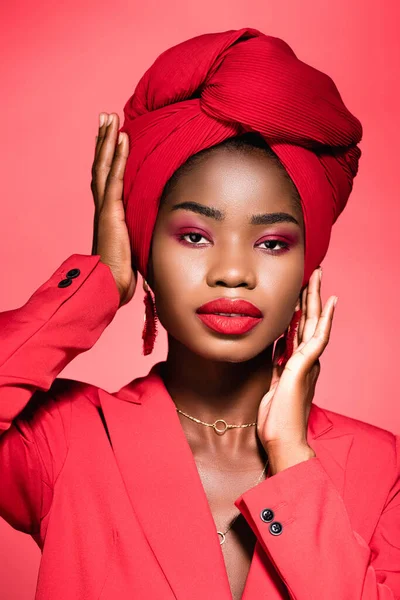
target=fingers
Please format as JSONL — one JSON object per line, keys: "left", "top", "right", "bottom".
{"left": 94, "top": 113, "right": 107, "bottom": 161}
{"left": 293, "top": 297, "right": 301, "bottom": 348}
{"left": 300, "top": 267, "right": 322, "bottom": 345}
{"left": 288, "top": 295, "right": 337, "bottom": 373}
{"left": 298, "top": 286, "right": 307, "bottom": 341}
{"left": 91, "top": 112, "right": 122, "bottom": 213}
{"left": 91, "top": 114, "right": 108, "bottom": 209}
{"left": 102, "top": 129, "right": 129, "bottom": 212}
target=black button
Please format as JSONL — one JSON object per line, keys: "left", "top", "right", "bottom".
{"left": 260, "top": 508, "right": 274, "bottom": 522}
{"left": 269, "top": 521, "right": 283, "bottom": 536}
{"left": 58, "top": 278, "right": 72, "bottom": 288}
{"left": 66, "top": 268, "right": 80, "bottom": 279}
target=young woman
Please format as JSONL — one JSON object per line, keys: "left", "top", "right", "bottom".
{"left": 1, "top": 27, "right": 399, "bottom": 600}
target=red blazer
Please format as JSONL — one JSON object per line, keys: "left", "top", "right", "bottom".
{"left": 1, "top": 253, "right": 399, "bottom": 600}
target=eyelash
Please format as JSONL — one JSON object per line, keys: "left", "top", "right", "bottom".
{"left": 177, "top": 232, "right": 290, "bottom": 254}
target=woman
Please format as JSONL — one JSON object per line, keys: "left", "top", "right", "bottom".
{"left": 0, "top": 27, "right": 399, "bottom": 600}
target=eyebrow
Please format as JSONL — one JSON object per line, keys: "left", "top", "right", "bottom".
{"left": 169, "top": 201, "right": 300, "bottom": 227}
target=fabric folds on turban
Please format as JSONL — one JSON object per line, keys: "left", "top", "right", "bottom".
{"left": 119, "top": 27, "right": 362, "bottom": 288}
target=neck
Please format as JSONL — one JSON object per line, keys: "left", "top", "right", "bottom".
{"left": 160, "top": 336, "right": 274, "bottom": 455}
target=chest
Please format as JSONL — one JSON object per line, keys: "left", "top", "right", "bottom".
{"left": 195, "top": 460, "right": 267, "bottom": 600}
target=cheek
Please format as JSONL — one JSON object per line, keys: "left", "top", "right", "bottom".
{"left": 257, "top": 244, "right": 304, "bottom": 292}
{"left": 154, "top": 243, "right": 205, "bottom": 285}
{"left": 256, "top": 251, "right": 304, "bottom": 333}
{"left": 150, "top": 237, "right": 206, "bottom": 318}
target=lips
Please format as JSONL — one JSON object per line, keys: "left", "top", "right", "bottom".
{"left": 196, "top": 298, "right": 263, "bottom": 318}
{"left": 196, "top": 298, "right": 263, "bottom": 335}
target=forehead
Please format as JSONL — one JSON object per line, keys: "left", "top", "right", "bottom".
{"left": 162, "top": 148, "right": 303, "bottom": 220}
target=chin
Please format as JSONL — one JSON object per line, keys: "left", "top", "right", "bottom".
{"left": 185, "top": 337, "right": 267, "bottom": 363}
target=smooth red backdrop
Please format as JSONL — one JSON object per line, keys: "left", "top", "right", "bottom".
{"left": 1, "top": 1, "right": 399, "bottom": 597}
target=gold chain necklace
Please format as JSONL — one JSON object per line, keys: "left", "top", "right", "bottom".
{"left": 175, "top": 406, "right": 268, "bottom": 544}
{"left": 175, "top": 407, "right": 257, "bottom": 435}
{"left": 216, "top": 459, "right": 269, "bottom": 544}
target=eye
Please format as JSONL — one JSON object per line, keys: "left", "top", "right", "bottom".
{"left": 256, "top": 239, "right": 290, "bottom": 254}
{"left": 178, "top": 232, "right": 211, "bottom": 246}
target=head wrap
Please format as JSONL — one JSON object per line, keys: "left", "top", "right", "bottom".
{"left": 119, "top": 27, "right": 362, "bottom": 290}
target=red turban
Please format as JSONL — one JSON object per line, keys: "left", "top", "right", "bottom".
{"left": 119, "top": 27, "right": 362, "bottom": 289}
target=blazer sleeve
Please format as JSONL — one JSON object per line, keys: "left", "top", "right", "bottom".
{"left": 0, "top": 254, "right": 120, "bottom": 534}
{"left": 235, "top": 436, "right": 400, "bottom": 600}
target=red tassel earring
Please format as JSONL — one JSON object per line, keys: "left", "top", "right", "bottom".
{"left": 275, "top": 308, "right": 303, "bottom": 368}
{"left": 142, "top": 280, "right": 158, "bottom": 356}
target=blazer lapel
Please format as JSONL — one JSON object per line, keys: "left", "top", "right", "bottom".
{"left": 98, "top": 363, "right": 232, "bottom": 600}
{"left": 307, "top": 404, "right": 355, "bottom": 500}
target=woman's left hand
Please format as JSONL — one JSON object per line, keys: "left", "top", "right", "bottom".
{"left": 257, "top": 266, "right": 338, "bottom": 475}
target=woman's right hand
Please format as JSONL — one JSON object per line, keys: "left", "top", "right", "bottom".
{"left": 91, "top": 112, "right": 137, "bottom": 308}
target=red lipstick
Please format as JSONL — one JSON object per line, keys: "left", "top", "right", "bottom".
{"left": 196, "top": 298, "right": 263, "bottom": 335}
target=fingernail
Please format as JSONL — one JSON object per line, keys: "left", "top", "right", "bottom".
{"left": 107, "top": 114, "right": 114, "bottom": 126}
{"left": 319, "top": 267, "right": 323, "bottom": 280}
{"left": 118, "top": 132, "right": 124, "bottom": 145}
{"left": 333, "top": 296, "right": 338, "bottom": 306}
{"left": 99, "top": 113, "right": 105, "bottom": 127}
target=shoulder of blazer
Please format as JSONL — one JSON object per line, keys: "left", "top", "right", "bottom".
{"left": 18, "top": 375, "right": 146, "bottom": 425}
{"left": 318, "top": 404, "right": 397, "bottom": 457}
{"left": 17, "top": 377, "right": 104, "bottom": 433}
{"left": 44, "top": 376, "right": 146, "bottom": 408}
{"left": 17, "top": 377, "right": 90, "bottom": 422}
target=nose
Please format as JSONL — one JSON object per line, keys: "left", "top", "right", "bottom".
{"left": 206, "top": 246, "right": 257, "bottom": 289}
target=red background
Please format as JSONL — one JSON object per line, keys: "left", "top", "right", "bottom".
{"left": 1, "top": 1, "right": 399, "bottom": 597}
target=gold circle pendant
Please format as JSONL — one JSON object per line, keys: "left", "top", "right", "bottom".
{"left": 213, "top": 419, "right": 228, "bottom": 435}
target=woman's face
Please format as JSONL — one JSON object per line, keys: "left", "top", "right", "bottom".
{"left": 148, "top": 147, "right": 305, "bottom": 363}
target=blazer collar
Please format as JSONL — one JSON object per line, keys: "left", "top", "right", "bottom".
{"left": 98, "top": 361, "right": 354, "bottom": 600}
